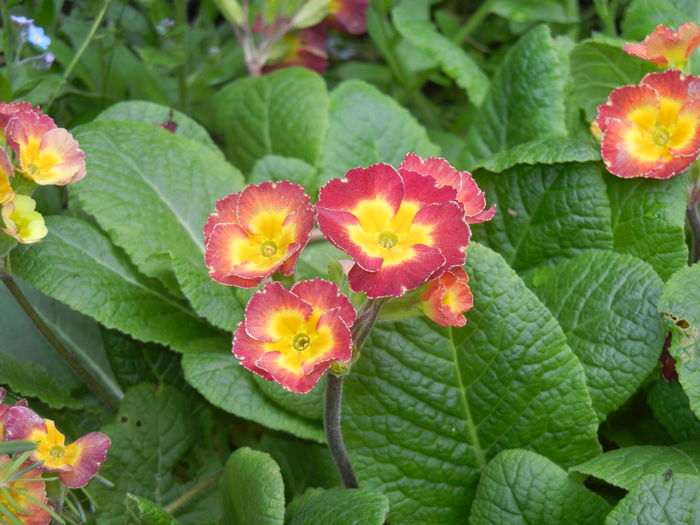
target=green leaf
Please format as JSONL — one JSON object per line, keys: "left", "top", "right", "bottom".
{"left": 286, "top": 488, "right": 389, "bottom": 525}
{"left": 658, "top": 263, "right": 700, "bottom": 418}
{"left": 529, "top": 251, "right": 666, "bottom": 420}
{"left": 125, "top": 494, "right": 179, "bottom": 525}
{"left": 469, "top": 138, "right": 600, "bottom": 173}
{"left": 570, "top": 40, "right": 655, "bottom": 122}
{"left": 471, "top": 163, "right": 614, "bottom": 274}
{"left": 469, "top": 449, "right": 610, "bottom": 525}
{"left": 648, "top": 381, "right": 700, "bottom": 442}
{"left": 249, "top": 155, "right": 318, "bottom": 195}
{"left": 94, "top": 100, "right": 221, "bottom": 155}
{"left": 255, "top": 375, "right": 324, "bottom": 421}
{"left": 622, "top": 0, "right": 700, "bottom": 40}
{"left": 459, "top": 25, "right": 568, "bottom": 166}
{"left": 11, "top": 216, "right": 226, "bottom": 354}
{"left": 392, "top": 2, "right": 489, "bottom": 105}
{"left": 317, "top": 80, "right": 439, "bottom": 187}
{"left": 571, "top": 442, "right": 700, "bottom": 490}
{"left": 71, "top": 120, "right": 249, "bottom": 331}
{"left": 222, "top": 448, "right": 285, "bottom": 525}
{"left": 214, "top": 68, "right": 329, "bottom": 174}
{"left": 344, "top": 243, "right": 600, "bottom": 524}
{"left": 182, "top": 353, "right": 325, "bottom": 442}
{"left": 605, "top": 473, "right": 700, "bottom": 525}
{"left": 606, "top": 173, "right": 689, "bottom": 281}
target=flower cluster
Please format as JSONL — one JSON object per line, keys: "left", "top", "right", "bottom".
{"left": 0, "top": 102, "right": 86, "bottom": 244}
{"left": 205, "top": 153, "right": 493, "bottom": 392}
{"left": 10, "top": 15, "right": 54, "bottom": 69}
{"left": 597, "top": 24, "right": 700, "bottom": 179}
{"left": 0, "top": 388, "right": 110, "bottom": 524}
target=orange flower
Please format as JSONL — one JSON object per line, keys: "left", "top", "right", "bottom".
{"left": 596, "top": 70, "right": 700, "bottom": 179}
{"left": 623, "top": 23, "right": 700, "bottom": 70}
{"left": 421, "top": 267, "right": 473, "bottom": 327}
{"left": 0, "top": 454, "right": 51, "bottom": 525}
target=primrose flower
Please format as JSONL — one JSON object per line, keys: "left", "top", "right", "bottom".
{"left": 204, "top": 181, "right": 314, "bottom": 288}
{"left": 421, "top": 267, "right": 473, "bottom": 327}
{"left": 1, "top": 195, "right": 47, "bottom": 244}
{"left": 596, "top": 70, "right": 700, "bottom": 179}
{"left": 263, "top": 27, "right": 329, "bottom": 74}
{"left": 4, "top": 406, "right": 110, "bottom": 488}
{"left": 623, "top": 23, "right": 700, "bottom": 70}
{"left": 0, "top": 388, "right": 28, "bottom": 438}
{"left": 399, "top": 153, "right": 496, "bottom": 224}
{"left": 0, "top": 455, "right": 51, "bottom": 525}
{"left": 0, "top": 102, "right": 43, "bottom": 141}
{"left": 6, "top": 111, "right": 86, "bottom": 185}
{"left": 27, "top": 24, "right": 51, "bottom": 51}
{"left": 233, "top": 279, "right": 355, "bottom": 393}
{"left": 316, "top": 163, "right": 470, "bottom": 298}
{"left": 327, "top": 0, "right": 368, "bottom": 35}
{"left": 0, "top": 149, "right": 14, "bottom": 206}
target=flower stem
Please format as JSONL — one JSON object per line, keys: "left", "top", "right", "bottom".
{"left": 0, "top": 266, "right": 120, "bottom": 411}
{"left": 164, "top": 469, "right": 222, "bottom": 514}
{"left": 688, "top": 201, "right": 700, "bottom": 264}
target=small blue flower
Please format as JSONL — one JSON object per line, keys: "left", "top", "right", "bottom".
{"left": 34, "top": 52, "right": 55, "bottom": 70}
{"left": 10, "top": 15, "right": 33, "bottom": 26}
{"left": 27, "top": 24, "right": 51, "bottom": 51}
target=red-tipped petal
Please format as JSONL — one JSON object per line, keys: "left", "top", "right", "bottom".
{"left": 421, "top": 267, "right": 473, "bottom": 327}
{"left": 399, "top": 153, "right": 463, "bottom": 193}
{"left": 244, "top": 282, "right": 313, "bottom": 341}
{"left": 236, "top": 181, "right": 310, "bottom": 235}
{"left": 596, "top": 84, "right": 659, "bottom": 132}
{"left": 398, "top": 168, "right": 458, "bottom": 205}
{"left": 642, "top": 70, "right": 691, "bottom": 101}
{"left": 59, "top": 432, "right": 111, "bottom": 488}
{"left": 291, "top": 278, "right": 357, "bottom": 327}
{"left": 233, "top": 323, "right": 275, "bottom": 381}
{"left": 413, "top": 202, "right": 470, "bottom": 272}
{"left": 203, "top": 193, "right": 240, "bottom": 243}
{"left": 317, "top": 163, "right": 404, "bottom": 214}
{"left": 600, "top": 118, "right": 670, "bottom": 178}
{"left": 3, "top": 405, "right": 46, "bottom": 442}
{"left": 0, "top": 455, "right": 51, "bottom": 525}
{"left": 36, "top": 128, "right": 86, "bottom": 185}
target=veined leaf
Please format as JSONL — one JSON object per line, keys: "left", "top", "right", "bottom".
{"left": 286, "top": 488, "right": 389, "bottom": 525}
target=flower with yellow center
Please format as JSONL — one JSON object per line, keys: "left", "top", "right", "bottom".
{"left": 623, "top": 23, "right": 700, "bottom": 71}
{"left": 0, "top": 454, "right": 51, "bottom": 525}
{"left": 421, "top": 266, "right": 474, "bottom": 327}
{"left": 1, "top": 195, "right": 48, "bottom": 244}
{"left": 0, "top": 149, "right": 15, "bottom": 206}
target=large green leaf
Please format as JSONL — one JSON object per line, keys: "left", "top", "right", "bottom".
{"left": 471, "top": 163, "right": 613, "bottom": 274}
{"left": 571, "top": 442, "right": 700, "bottom": 490}
{"left": 658, "top": 263, "right": 700, "bottom": 418}
{"left": 182, "top": 353, "right": 324, "bottom": 442}
{"left": 125, "top": 494, "right": 179, "bottom": 525}
{"left": 459, "top": 25, "right": 568, "bottom": 166}
{"left": 392, "top": 2, "right": 489, "bottom": 105}
{"left": 222, "top": 448, "right": 285, "bottom": 525}
{"left": 570, "top": 40, "right": 655, "bottom": 122}
{"left": 249, "top": 156, "right": 318, "bottom": 195}
{"left": 285, "top": 488, "right": 389, "bottom": 525}
{"left": 71, "top": 121, "right": 248, "bottom": 331}
{"left": 94, "top": 100, "right": 221, "bottom": 155}
{"left": 529, "top": 251, "right": 665, "bottom": 420}
{"left": 344, "top": 243, "right": 600, "bottom": 524}
{"left": 648, "top": 381, "right": 700, "bottom": 442}
{"left": 605, "top": 170, "right": 688, "bottom": 281}
{"left": 605, "top": 473, "right": 700, "bottom": 525}
{"left": 317, "top": 80, "right": 439, "bottom": 187}
{"left": 11, "top": 216, "right": 226, "bottom": 354}
{"left": 469, "top": 449, "right": 610, "bottom": 525}
{"left": 214, "top": 68, "right": 329, "bottom": 174}
{"left": 622, "top": 0, "right": 700, "bottom": 40}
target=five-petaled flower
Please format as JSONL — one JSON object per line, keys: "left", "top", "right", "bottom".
{"left": 204, "top": 181, "right": 314, "bottom": 288}
{"left": 327, "top": 0, "right": 368, "bottom": 35}
{"left": 4, "top": 406, "right": 111, "bottom": 489}
{"left": 399, "top": 153, "right": 496, "bottom": 224}
{"left": 421, "top": 266, "right": 473, "bottom": 327}
{"left": 0, "top": 454, "right": 51, "bottom": 525}
{"left": 596, "top": 70, "right": 700, "bottom": 179}
{"left": 6, "top": 110, "right": 86, "bottom": 185}
{"left": 316, "top": 163, "right": 470, "bottom": 298}
{"left": 233, "top": 279, "right": 355, "bottom": 393}
{"left": 623, "top": 23, "right": 700, "bottom": 70}
{"left": 1, "top": 195, "right": 48, "bottom": 244}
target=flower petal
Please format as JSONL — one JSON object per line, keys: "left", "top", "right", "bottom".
{"left": 601, "top": 118, "right": 671, "bottom": 178}
{"left": 243, "top": 281, "right": 313, "bottom": 341}
{"left": 232, "top": 323, "right": 275, "bottom": 381}
{"left": 58, "top": 432, "right": 111, "bottom": 488}
{"left": 204, "top": 193, "right": 240, "bottom": 243}
{"left": 413, "top": 202, "right": 470, "bottom": 274}
{"left": 398, "top": 168, "right": 458, "bottom": 205}
{"left": 596, "top": 84, "right": 659, "bottom": 133}
{"left": 421, "top": 267, "right": 473, "bottom": 327}
{"left": 291, "top": 278, "right": 357, "bottom": 327}
{"left": 236, "top": 181, "right": 311, "bottom": 235}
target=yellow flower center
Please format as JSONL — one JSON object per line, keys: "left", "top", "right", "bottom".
{"left": 260, "top": 240, "right": 278, "bottom": 257}
{"left": 292, "top": 333, "right": 311, "bottom": 351}
{"left": 49, "top": 445, "right": 66, "bottom": 458}
{"left": 652, "top": 125, "right": 671, "bottom": 147}
{"left": 377, "top": 231, "right": 399, "bottom": 249}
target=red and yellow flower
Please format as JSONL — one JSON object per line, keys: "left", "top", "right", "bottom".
{"left": 0, "top": 102, "right": 43, "bottom": 142}
{"left": 6, "top": 111, "right": 86, "bottom": 186}
{"left": 623, "top": 23, "right": 700, "bottom": 70}
{"left": 1, "top": 195, "right": 48, "bottom": 244}
{"left": 0, "top": 388, "right": 28, "bottom": 439}
{"left": 421, "top": 266, "right": 473, "bottom": 327}
{"left": 0, "top": 149, "right": 14, "bottom": 205}
{"left": 263, "top": 26, "right": 329, "bottom": 74}
{"left": 4, "top": 406, "right": 111, "bottom": 488}
{"left": 596, "top": 70, "right": 700, "bottom": 179}
{"left": 399, "top": 153, "right": 496, "bottom": 224}
{"left": 316, "top": 163, "right": 470, "bottom": 298}
{"left": 0, "top": 454, "right": 51, "bottom": 525}
{"left": 327, "top": 0, "right": 368, "bottom": 35}
{"left": 204, "top": 181, "right": 314, "bottom": 288}
{"left": 233, "top": 279, "right": 355, "bottom": 393}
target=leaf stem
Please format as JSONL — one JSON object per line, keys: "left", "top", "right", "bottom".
{"left": 453, "top": 0, "right": 497, "bottom": 44}
{"left": 687, "top": 201, "right": 700, "bottom": 264}
{"left": 0, "top": 265, "right": 120, "bottom": 411}
{"left": 163, "top": 469, "right": 223, "bottom": 513}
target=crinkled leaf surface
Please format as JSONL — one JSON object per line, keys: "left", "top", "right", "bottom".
{"left": 285, "top": 488, "right": 389, "bottom": 525}
{"left": 125, "top": 494, "right": 179, "bottom": 525}
{"left": 317, "top": 79, "right": 439, "bottom": 186}
{"left": 249, "top": 155, "right": 318, "bottom": 195}
{"left": 529, "top": 251, "right": 665, "bottom": 420}
{"left": 605, "top": 473, "right": 700, "bottom": 525}
{"left": 71, "top": 121, "right": 248, "bottom": 331}
{"left": 182, "top": 353, "right": 325, "bottom": 442}
{"left": 622, "top": 0, "right": 700, "bottom": 40}
{"left": 255, "top": 375, "right": 324, "bottom": 421}
{"left": 344, "top": 243, "right": 600, "bottom": 524}
{"left": 572, "top": 441, "right": 700, "bottom": 490}
{"left": 222, "top": 448, "right": 285, "bottom": 525}
{"left": 11, "top": 216, "right": 226, "bottom": 354}
{"left": 469, "top": 449, "right": 610, "bottom": 525}
{"left": 459, "top": 25, "right": 567, "bottom": 166}
{"left": 658, "top": 264, "right": 700, "bottom": 418}
{"left": 471, "top": 162, "right": 613, "bottom": 274}
{"left": 606, "top": 173, "right": 688, "bottom": 281}
{"left": 214, "top": 67, "right": 329, "bottom": 174}
{"left": 648, "top": 381, "right": 700, "bottom": 442}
